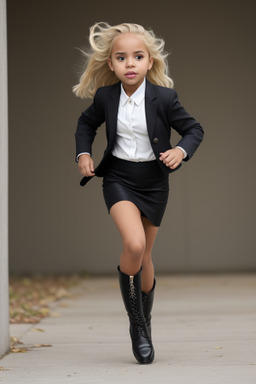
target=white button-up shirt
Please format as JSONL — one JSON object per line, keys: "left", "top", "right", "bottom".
{"left": 111, "top": 79, "right": 156, "bottom": 162}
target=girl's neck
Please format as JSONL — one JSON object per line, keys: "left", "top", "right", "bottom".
{"left": 122, "top": 85, "right": 136, "bottom": 97}
{"left": 122, "top": 78, "right": 146, "bottom": 97}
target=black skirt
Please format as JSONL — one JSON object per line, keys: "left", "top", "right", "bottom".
{"left": 102, "top": 156, "right": 169, "bottom": 226}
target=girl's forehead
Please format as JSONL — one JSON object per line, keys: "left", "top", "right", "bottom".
{"left": 111, "top": 33, "right": 147, "bottom": 51}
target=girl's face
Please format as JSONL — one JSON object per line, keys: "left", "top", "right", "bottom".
{"left": 108, "top": 33, "right": 153, "bottom": 96}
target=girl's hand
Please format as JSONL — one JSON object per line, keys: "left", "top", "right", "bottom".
{"left": 159, "top": 148, "right": 183, "bottom": 170}
{"left": 78, "top": 154, "right": 95, "bottom": 177}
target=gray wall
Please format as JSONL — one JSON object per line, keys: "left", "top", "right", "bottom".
{"left": 1, "top": 0, "right": 9, "bottom": 357}
{"left": 7, "top": 0, "right": 256, "bottom": 274}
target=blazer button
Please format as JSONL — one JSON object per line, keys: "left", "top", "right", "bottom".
{"left": 153, "top": 137, "right": 159, "bottom": 144}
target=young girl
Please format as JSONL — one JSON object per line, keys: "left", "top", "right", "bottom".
{"left": 73, "top": 22, "right": 204, "bottom": 364}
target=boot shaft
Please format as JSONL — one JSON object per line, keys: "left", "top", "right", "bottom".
{"left": 142, "top": 279, "right": 156, "bottom": 337}
{"left": 142, "top": 279, "right": 155, "bottom": 323}
{"left": 117, "top": 266, "right": 145, "bottom": 325}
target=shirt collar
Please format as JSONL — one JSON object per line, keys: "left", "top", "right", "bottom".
{"left": 120, "top": 78, "right": 146, "bottom": 106}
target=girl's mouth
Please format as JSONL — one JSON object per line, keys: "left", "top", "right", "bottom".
{"left": 125, "top": 72, "right": 137, "bottom": 79}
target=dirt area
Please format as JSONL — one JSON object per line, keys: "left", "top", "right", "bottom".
{"left": 9, "top": 274, "right": 83, "bottom": 324}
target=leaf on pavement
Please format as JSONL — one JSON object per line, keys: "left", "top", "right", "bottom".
{"left": 31, "top": 328, "right": 45, "bottom": 333}
{"left": 11, "top": 347, "right": 27, "bottom": 353}
{"left": 31, "top": 344, "right": 52, "bottom": 348}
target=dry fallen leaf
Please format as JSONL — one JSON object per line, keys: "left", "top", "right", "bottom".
{"left": 31, "top": 328, "right": 45, "bottom": 333}
{"left": 10, "top": 336, "right": 18, "bottom": 344}
{"left": 55, "top": 288, "right": 70, "bottom": 300}
{"left": 10, "top": 336, "right": 24, "bottom": 350}
{"left": 50, "top": 312, "right": 61, "bottom": 317}
{"left": 11, "top": 347, "right": 27, "bottom": 353}
{"left": 31, "top": 344, "right": 52, "bottom": 348}
{"left": 39, "top": 308, "right": 50, "bottom": 316}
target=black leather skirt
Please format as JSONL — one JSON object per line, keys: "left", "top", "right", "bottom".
{"left": 102, "top": 156, "right": 169, "bottom": 226}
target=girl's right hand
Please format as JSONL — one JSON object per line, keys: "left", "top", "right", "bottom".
{"left": 78, "top": 154, "right": 95, "bottom": 177}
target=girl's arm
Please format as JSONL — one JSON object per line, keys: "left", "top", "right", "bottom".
{"left": 167, "top": 89, "right": 204, "bottom": 161}
{"left": 75, "top": 88, "right": 105, "bottom": 161}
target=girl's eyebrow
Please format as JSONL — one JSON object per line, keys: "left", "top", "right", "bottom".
{"left": 114, "top": 50, "right": 146, "bottom": 56}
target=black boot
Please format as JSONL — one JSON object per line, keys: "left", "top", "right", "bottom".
{"left": 142, "top": 279, "right": 156, "bottom": 338}
{"left": 118, "top": 266, "right": 154, "bottom": 364}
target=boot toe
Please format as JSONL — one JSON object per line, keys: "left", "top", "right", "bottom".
{"left": 132, "top": 336, "right": 155, "bottom": 364}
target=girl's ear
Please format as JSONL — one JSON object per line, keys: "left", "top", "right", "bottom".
{"left": 148, "top": 57, "right": 154, "bottom": 70}
{"left": 107, "top": 58, "right": 114, "bottom": 72}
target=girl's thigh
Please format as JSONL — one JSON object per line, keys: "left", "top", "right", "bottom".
{"left": 141, "top": 216, "right": 159, "bottom": 254}
{"left": 110, "top": 201, "right": 146, "bottom": 248}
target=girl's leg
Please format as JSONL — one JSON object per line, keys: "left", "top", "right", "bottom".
{"left": 140, "top": 217, "right": 158, "bottom": 338}
{"left": 110, "top": 201, "right": 146, "bottom": 275}
{"left": 140, "top": 216, "right": 159, "bottom": 293}
{"left": 111, "top": 201, "right": 154, "bottom": 363}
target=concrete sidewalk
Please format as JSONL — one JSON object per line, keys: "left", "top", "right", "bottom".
{"left": 1, "top": 274, "right": 256, "bottom": 383}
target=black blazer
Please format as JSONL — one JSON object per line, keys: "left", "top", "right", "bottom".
{"left": 75, "top": 80, "right": 204, "bottom": 186}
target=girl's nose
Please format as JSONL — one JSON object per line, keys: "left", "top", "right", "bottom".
{"left": 126, "top": 58, "right": 134, "bottom": 67}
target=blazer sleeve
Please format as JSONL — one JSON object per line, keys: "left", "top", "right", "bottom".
{"left": 75, "top": 88, "right": 105, "bottom": 161}
{"left": 167, "top": 89, "right": 204, "bottom": 161}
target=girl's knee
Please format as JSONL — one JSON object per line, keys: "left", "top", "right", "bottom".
{"left": 124, "top": 238, "right": 145, "bottom": 261}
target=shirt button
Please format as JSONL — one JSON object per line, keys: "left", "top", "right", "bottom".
{"left": 153, "top": 137, "right": 159, "bottom": 144}
{"left": 128, "top": 99, "right": 132, "bottom": 104}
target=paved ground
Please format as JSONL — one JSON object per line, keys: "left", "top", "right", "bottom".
{"left": 1, "top": 274, "right": 256, "bottom": 383}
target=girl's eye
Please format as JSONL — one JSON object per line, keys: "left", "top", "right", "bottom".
{"left": 136, "top": 55, "right": 144, "bottom": 60}
{"left": 117, "top": 56, "right": 125, "bottom": 61}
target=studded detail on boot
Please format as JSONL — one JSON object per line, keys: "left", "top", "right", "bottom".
{"left": 118, "top": 266, "right": 155, "bottom": 364}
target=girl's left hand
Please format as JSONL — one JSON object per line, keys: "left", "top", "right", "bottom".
{"left": 159, "top": 148, "right": 184, "bottom": 170}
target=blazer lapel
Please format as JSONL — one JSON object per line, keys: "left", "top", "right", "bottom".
{"left": 107, "top": 82, "right": 121, "bottom": 141}
{"left": 145, "top": 80, "right": 158, "bottom": 140}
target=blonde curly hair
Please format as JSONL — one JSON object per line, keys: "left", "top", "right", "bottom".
{"left": 73, "top": 22, "right": 174, "bottom": 99}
